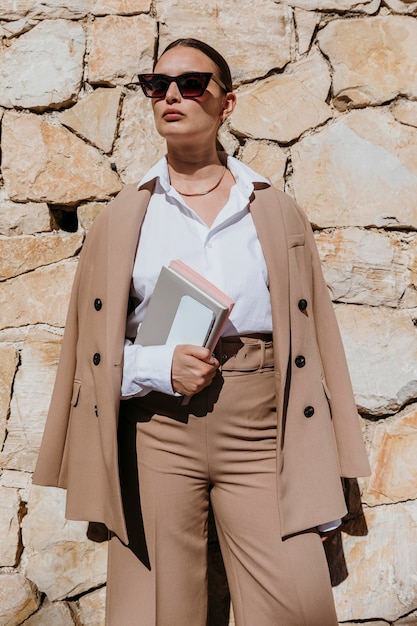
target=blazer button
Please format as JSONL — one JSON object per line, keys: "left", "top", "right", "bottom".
{"left": 94, "top": 298, "right": 102, "bottom": 311}
{"left": 304, "top": 406, "right": 315, "bottom": 418}
{"left": 93, "top": 353, "right": 101, "bottom": 366}
{"left": 295, "top": 355, "right": 306, "bottom": 368}
{"left": 298, "top": 299, "right": 308, "bottom": 312}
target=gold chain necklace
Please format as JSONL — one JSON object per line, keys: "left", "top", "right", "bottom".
{"left": 174, "top": 165, "right": 227, "bottom": 197}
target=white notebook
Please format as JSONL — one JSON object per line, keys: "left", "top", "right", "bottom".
{"left": 135, "top": 261, "right": 234, "bottom": 350}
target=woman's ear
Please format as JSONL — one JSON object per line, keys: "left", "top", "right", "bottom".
{"left": 220, "top": 92, "right": 236, "bottom": 121}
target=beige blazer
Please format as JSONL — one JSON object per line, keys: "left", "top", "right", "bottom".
{"left": 33, "top": 181, "right": 370, "bottom": 544}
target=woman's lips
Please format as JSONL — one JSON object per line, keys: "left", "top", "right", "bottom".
{"left": 163, "top": 109, "right": 184, "bottom": 121}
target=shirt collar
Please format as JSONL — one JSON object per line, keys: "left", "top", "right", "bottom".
{"left": 137, "top": 154, "right": 270, "bottom": 196}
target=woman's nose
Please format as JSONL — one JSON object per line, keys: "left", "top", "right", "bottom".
{"left": 165, "top": 81, "right": 181, "bottom": 103}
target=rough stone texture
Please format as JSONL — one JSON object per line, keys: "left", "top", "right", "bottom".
{"left": 315, "top": 229, "right": 417, "bottom": 308}
{"left": 279, "top": 0, "right": 379, "bottom": 10}
{"left": 0, "top": 20, "right": 85, "bottom": 111}
{"left": 0, "top": 5, "right": 417, "bottom": 625}
{"left": 157, "top": 0, "right": 293, "bottom": 85}
{"left": 0, "top": 344, "right": 18, "bottom": 449}
{"left": 0, "top": 487, "right": 21, "bottom": 566}
{"left": 392, "top": 99, "right": 417, "bottom": 128}
{"left": 113, "top": 91, "right": 166, "bottom": 184}
{"left": 2, "top": 112, "right": 122, "bottom": 204}
{"left": 77, "top": 203, "right": 107, "bottom": 232}
{"left": 0, "top": 329, "right": 63, "bottom": 473}
{"left": 22, "top": 486, "right": 107, "bottom": 601}
{"left": 0, "top": 260, "right": 76, "bottom": 330}
{"left": 333, "top": 501, "right": 417, "bottom": 622}
{"left": 60, "top": 87, "right": 122, "bottom": 154}
{"left": 71, "top": 587, "right": 106, "bottom": 626}
{"left": 0, "top": 573, "right": 40, "bottom": 626}
{"left": 231, "top": 51, "right": 332, "bottom": 143}
{"left": 0, "top": 194, "right": 51, "bottom": 236}
{"left": 239, "top": 141, "right": 287, "bottom": 190}
{"left": 88, "top": 15, "right": 156, "bottom": 85}
{"left": 21, "top": 601, "right": 75, "bottom": 626}
{"left": 1, "top": 0, "right": 92, "bottom": 20}
{"left": 363, "top": 403, "right": 417, "bottom": 507}
{"left": 291, "top": 108, "right": 417, "bottom": 228}
{"left": 336, "top": 305, "right": 417, "bottom": 416}
{"left": 0, "top": 231, "right": 83, "bottom": 280}
{"left": 92, "top": 0, "right": 151, "bottom": 14}
{"left": 318, "top": 17, "right": 417, "bottom": 110}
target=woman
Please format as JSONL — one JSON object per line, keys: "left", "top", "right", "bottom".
{"left": 34, "top": 39, "right": 370, "bottom": 625}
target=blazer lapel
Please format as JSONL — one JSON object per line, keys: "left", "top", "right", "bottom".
{"left": 250, "top": 186, "right": 291, "bottom": 393}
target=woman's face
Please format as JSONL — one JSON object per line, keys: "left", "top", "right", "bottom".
{"left": 151, "top": 45, "right": 235, "bottom": 147}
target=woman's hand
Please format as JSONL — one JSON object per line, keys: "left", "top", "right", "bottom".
{"left": 171, "top": 345, "right": 219, "bottom": 396}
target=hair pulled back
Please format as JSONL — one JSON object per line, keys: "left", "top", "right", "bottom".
{"left": 158, "top": 38, "right": 233, "bottom": 93}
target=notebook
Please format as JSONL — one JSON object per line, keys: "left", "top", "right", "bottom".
{"left": 135, "top": 260, "right": 234, "bottom": 350}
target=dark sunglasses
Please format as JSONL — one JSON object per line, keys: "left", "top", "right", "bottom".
{"left": 137, "top": 72, "right": 227, "bottom": 98}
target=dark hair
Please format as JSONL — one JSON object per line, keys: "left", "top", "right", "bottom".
{"left": 158, "top": 38, "right": 233, "bottom": 93}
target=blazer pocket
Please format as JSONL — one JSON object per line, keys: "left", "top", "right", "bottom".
{"left": 321, "top": 375, "right": 332, "bottom": 402}
{"left": 288, "top": 234, "right": 305, "bottom": 249}
{"left": 71, "top": 380, "right": 81, "bottom": 407}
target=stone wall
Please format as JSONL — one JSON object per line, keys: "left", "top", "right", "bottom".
{"left": 0, "top": 1, "right": 416, "bottom": 624}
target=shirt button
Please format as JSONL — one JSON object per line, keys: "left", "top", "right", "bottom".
{"left": 94, "top": 298, "right": 102, "bottom": 311}
{"left": 93, "top": 353, "right": 101, "bottom": 366}
{"left": 298, "top": 299, "right": 308, "bottom": 311}
{"left": 304, "top": 406, "right": 315, "bottom": 418}
{"left": 295, "top": 355, "right": 306, "bottom": 368}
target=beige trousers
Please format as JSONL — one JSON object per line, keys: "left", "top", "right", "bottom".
{"left": 106, "top": 337, "right": 338, "bottom": 626}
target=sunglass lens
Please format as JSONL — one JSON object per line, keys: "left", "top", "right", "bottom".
{"left": 178, "top": 74, "right": 209, "bottom": 97}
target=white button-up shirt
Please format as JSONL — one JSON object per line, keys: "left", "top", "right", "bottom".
{"left": 121, "top": 155, "right": 272, "bottom": 399}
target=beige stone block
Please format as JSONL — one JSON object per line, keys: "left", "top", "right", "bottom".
{"left": 231, "top": 52, "right": 331, "bottom": 143}
{"left": 0, "top": 20, "right": 85, "bottom": 110}
{"left": 217, "top": 124, "right": 240, "bottom": 157}
{"left": 22, "top": 486, "right": 107, "bottom": 601}
{"left": 77, "top": 202, "right": 108, "bottom": 232}
{"left": 2, "top": 112, "right": 122, "bottom": 204}
{"left": 291, "top": 108, "right": 417, "bottom": 228}
{"left": 396, "top": 610, "right": 417, "bottom": 624}
{"left": 315, "top": 229, "right": 416, "bottom": 308}
{"left": 279, "top": 0, "right": 378, "bottom": 10}
{"left": 60, "top": 87, "right": 122, "bottom": 153}
{"left": 92, "top": 0, "right": 151, "bottom": 13}
{"left": 336, "top": 305, "right": 417, "bottom": 416}
{"left": 1, "top": 0, "right": 92, "bottom": 19}
{"left": 0, "top": 193, "right": 51, "bottom": 236}
{"left": 384, "top": 0, "right": 417, "bottom": 13}
{"left": 0, "top": 231, "right": 83, "bottom": 280}
{"left": 88, "top": 15, "right": 156, "bottom": 86}
{"left": 294, "top": 9, "right": 320, "bottom": 55}
{"left": 0, "top": 487, "right": 21, "bottom": 566}
{"left": 0, "top": 19, "right": 39, "bottom": 39}
{"left": 113, "top": 91, "right": 166, "bottom": 184}
{"left": 0, "top": 470, "right": 32, "bottom": 491}
{"left": 318, "top": 17, "right": 417, "bottom": 109}
{"left": 157, "top": 0, "right": 293, "bottom": 84}
{"left": 0, "top": 329, "right": 62, "bottom": 472}
{"left": 333, "top": 502, "right": 417, "bottom": 622}
{"left": 0, "top": 259, "right": 77, "bottom": 330}
{"left": 0, "top": 344, "right": 18, "bottom": 448}
{"left": 22, "top": 600, "right": 75, "bottom": 625}
{"left": 363, "top": 404, "right": 417, "bottom": 506}
{"left": 392, "top": 99, "right": 417, "bottom": 129}
{"left": 239, "top": 141, "right": 286, "bottom": 190}
{"left": 72, "top": 587, "right": 106, "bottom": 626}
{"left": 0, "top": 572, "right": 40, "bottom": 626}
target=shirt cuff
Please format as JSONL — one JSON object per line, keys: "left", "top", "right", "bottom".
{"left": 317, "top": 519, "right": 342, "bottom": 534}
{"left": 121, "top": 342, "right": 178, "bottom": 398}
